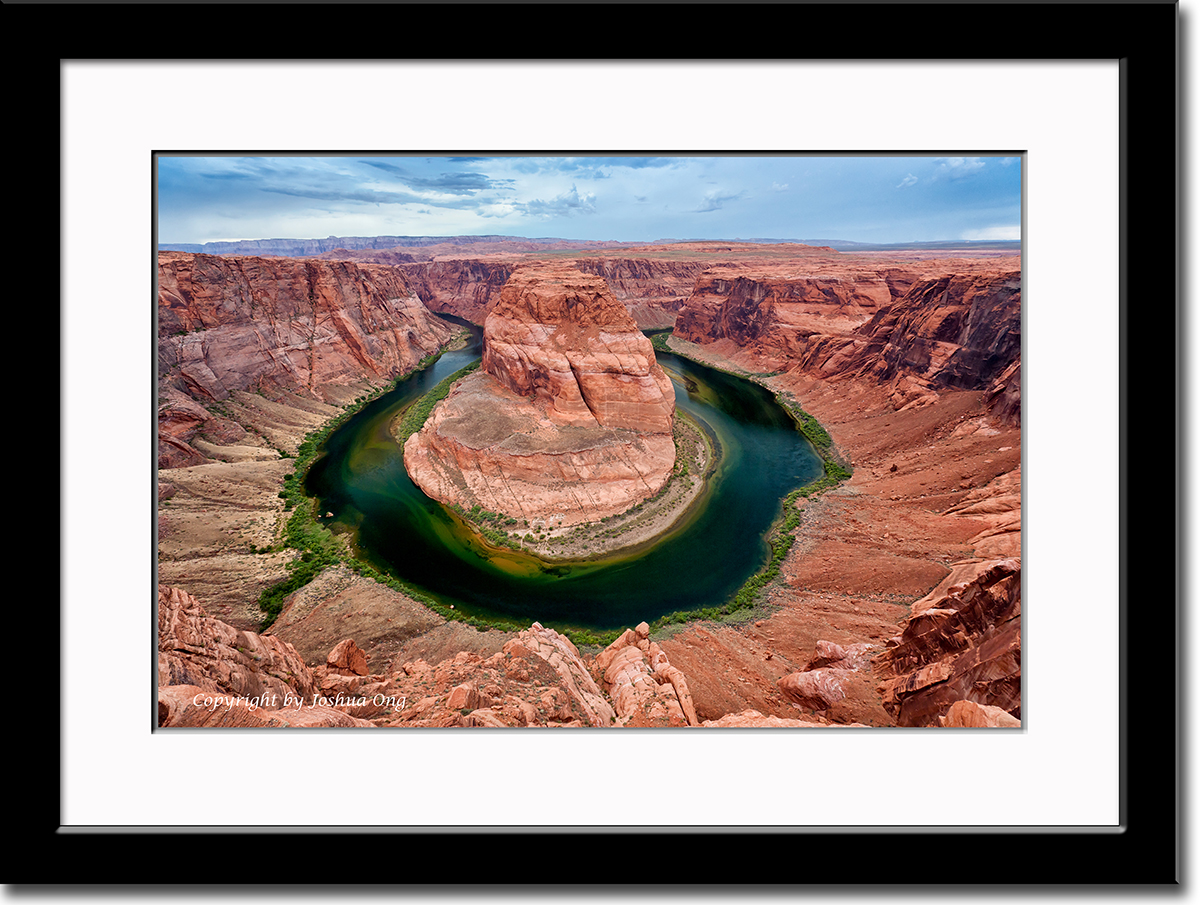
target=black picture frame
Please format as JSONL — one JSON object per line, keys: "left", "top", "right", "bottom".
{"left": 37, "top": 0, "right": 1178, "bottom": 891}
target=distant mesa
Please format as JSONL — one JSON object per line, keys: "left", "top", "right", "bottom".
{"left": 401, "top": 263, "right": 677, "bottom": 528}
{"left": 157, "top": 234, "right": 645, "bottom": 258}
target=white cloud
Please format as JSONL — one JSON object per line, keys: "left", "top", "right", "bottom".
{"left": 695, "top": 189, "right": 743, "bottom": 213}
{"left": 897, "top": 173, "right": 918, "bottom": 188}
{"left": 518, "top": 184, "right": 597, "bottom": 219}
{"left": 962, "top": 225, "right": 1021, "bottom": 240}
{"left": 771, "top": 182, "right": 789, "bottom": 192}
{"left": 934, "top": 157, "right": 987, "bottom": 180}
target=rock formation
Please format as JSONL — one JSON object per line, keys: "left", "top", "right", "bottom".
{"left": 872, "top": 558, "right": 1021, "bottom": 727}
{"left": 157, "top": 585, "right": 376, "bottom": 728}
{"left": 777, "top": 640, "right": 877, "bottom": 713}
{"left": 158, "top": 251, "right": 457, "bottom": 466}
{"left": 673, "top": 259, "right": 1021, "bottom": 425}
{"left": 399, "top": 259, "right": 514, "bottom": 325}
{"left": 830, "top": 271, "right": 1022, "bottom": 418}
{"left": 574, "top": 257, "right": 707, "bottom": 329}
{"left": 403, "top": 263, "right": 677, "bottom": 527}
{"left": 939, "top": 699, "right": 1021, "bottom": 728}
{"left": 591, "top": 622, "right": 700, "bottom": 727}
{"left": 158, "top": 585, "right": 756, "bottom": 729}
{"left": 674, "top": 266, "right": 893, "bottom": 364}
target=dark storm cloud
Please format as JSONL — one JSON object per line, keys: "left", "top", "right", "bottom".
{"left": 553, "top": 157, "right": 678, "bottom": 174}
{"left": 359, "top": 160, "right": 507, "bottom": 194}
{"left": 259, "top": 186, "right": 428, "bottom": 205}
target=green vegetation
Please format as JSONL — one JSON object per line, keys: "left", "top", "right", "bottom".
{"left": 256, "top": 348, "right": 458, "bottom": 629}
{"left": 774, "top": 395, "right": 854, "bottom": 497}
{"left": 392, "top": 359, "right": 481, "bottom": 441}
{"left": 648, "top": 329, "right": 674, "bottom": 353}
{"left": 447, "top": 502, "right": 528, "bottom": 553}
{"left": 254, "top": 351, "right": 614, "bottom": 646}
{"left": 257, "top": 441, "right": 354, "bottom": 627}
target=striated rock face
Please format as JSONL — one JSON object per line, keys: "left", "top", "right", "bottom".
{"left": 939, "top": 700, "right": 1021, "bottom": 728}
{"left": 673, "top": 259, "right": 1021, "bottom": 424}
{"left": 836, "top": 271, "right": 1022, "bottom": 411}
{"left": 574, "top": 257, "right": 708, "bottom": 329}
{"left": 403, "top": 263, "right": 677, "bottom": 526}
{"left": 480, "top": 264, "right": 676, "bottom": 433}
{"left": 159, "top": 252, "right": 456, "bottom": 401}
{"left": 873, "top": 558, "right": 1021, "bottom": 727}
{"left": 500, "top": 623, "right": 617, "bottom": 727}
{"left": 157, "top": 252, "right": 457, "bottom": 467}
{"left": 674, "top": 266, "right": 893, "bottom": 366}
{"left": 158, "top": 586, "right": 374, "bottom": 728}
{"left": 399, "top": 259, "right": 514, "bottom": 325}
{"left": 398, "top": 256, "right": 703, "bottom": 329}
{"left": 158, "top": 585, "right": 319, "bottom": 703}
{"left": 777, "top": 640, "right": 877, "bottom": 713}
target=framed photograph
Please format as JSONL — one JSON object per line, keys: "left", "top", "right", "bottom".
{"left": 46, "top": 0, "right": 1177, "bottom": 889}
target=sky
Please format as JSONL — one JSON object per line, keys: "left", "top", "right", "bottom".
{"left": 156, "top": 154, "right": 1022, "bottom": 247}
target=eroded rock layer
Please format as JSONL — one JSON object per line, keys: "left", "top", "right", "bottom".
{"left": 872, "top": 558, "right": 1021, "bottom": 727}
{"left": 674, "top": 259, "right": 1021, "bottom": 424}
{"left": 574, "top": 257, "right": 707, "bottom": 329}
{"left": 158, "top": 251, "right": 456, "bottom": 466}
{"left": 403, "top": 264, "right": 676, "bottom": 526}
{"left": 398, "top": 259, "right": 514, "bottom": 325}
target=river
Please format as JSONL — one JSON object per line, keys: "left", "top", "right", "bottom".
{"left": 303, "top": 329, "right": 823, "bottom": 634}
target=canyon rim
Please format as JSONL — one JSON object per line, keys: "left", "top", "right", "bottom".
{"left": 155, "top": 154, "right": 1022, "bottom": 730}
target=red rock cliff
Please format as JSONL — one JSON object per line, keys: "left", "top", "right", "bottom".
{"left": 398, "top": 259, "right": 514, "bottom": 325}
{"left": 574, "top": 257, "right": 708, "bottom": 329}
{"left": 398, "top": 256, "right": 705, "bottom": 330}
{"left": 157, "top": 252, "right": 457, "bottom": 466}
{"left": 675, "top": 267, "right": 892, "bottom": 352}
{"left": 480, "top": 264, "right": 676, "bottom": 434}
{"left": 159, "top": 252, "right": 455, "bottom": 401}
{"left": 834, "top": 271, "right": 1021, "bottom": 408}
{"left": 674, "top": 259, "right": 1021, "bottom": 423}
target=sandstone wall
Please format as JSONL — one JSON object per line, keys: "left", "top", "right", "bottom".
{"left": 157, "top": 252, "right": 456, "bottom": 466}
{"left": 673, "top": 262, "right": 1021, "bottom": 424}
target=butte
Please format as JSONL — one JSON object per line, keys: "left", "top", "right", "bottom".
{"left": 402, "top": 263, "right": 677, "bottom": 531}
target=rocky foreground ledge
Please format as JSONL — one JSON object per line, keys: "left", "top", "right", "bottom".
{"left": 157, "top": 585, "right": 859, "bottom": 728}
{"left": 158, "top": 583, "right": 1013, "bottom": 729}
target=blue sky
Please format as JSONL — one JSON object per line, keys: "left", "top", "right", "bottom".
{"left": 156, "top": 155, "right": 1022, "bottom": 247}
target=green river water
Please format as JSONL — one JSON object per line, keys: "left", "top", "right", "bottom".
{"left": 303, "top": 331, "right": 823, "bottom": 634}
